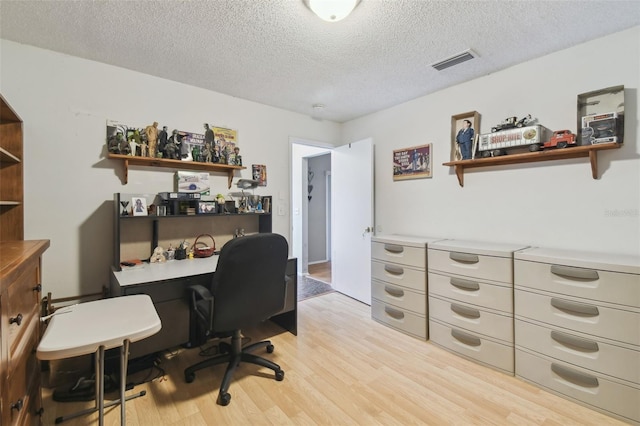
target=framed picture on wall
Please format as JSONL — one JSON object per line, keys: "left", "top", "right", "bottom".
{"left": 392, "top": 144, "right": 432, "bottom": 181}
{"left": 451, "top": 111, "right": 480, "bottom": 161}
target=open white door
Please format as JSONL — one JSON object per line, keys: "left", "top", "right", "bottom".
{"left": 331, "top": 138, "right": 374, "bottom": 304}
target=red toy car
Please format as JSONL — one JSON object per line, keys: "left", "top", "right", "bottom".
{"left": 529, "top": 130, "right": 576, "bottom": 151}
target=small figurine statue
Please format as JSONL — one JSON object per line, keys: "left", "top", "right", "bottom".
{"left": 108, "top": 131, "right": 124, "bottom": 154}
{"left": 212, "top": 144, "right": 221, "bottom": 163}
{"left": 233, "top": 147, "right": 242, "bottom": 166}
{"left": 158, "top": 125, "right": 168, "bottom": 157}
{"left": 192, "top": 145, "right": 201, "bottom": 162}
{"left": 203, "top": 141, "right": 213, "bottom": 163}
{"left": 150, "top": 246, "right": 166, "bottom": 263}
{"left": 145, "top": 122, "right": 159, "bottom": 158}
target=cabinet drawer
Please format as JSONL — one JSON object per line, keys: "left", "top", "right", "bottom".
{"left": 372, "top": 241, "right": 425, "bottom": 268}
{"left": 515, "top": 289, "right": 640, "bottom": 345}
{"left": 6, "top": 260, "right": 40, "bottom": 357}
{"left": 371, "top": 299, "right": 426, "bottom": 340}
{"left": 516, "top": 348, "right": 640, "bottom": 424}
{"left": 372, "top": 279, "right": 425, "bottom": 315}
{"left": 515, "top": 319, "right": 640, "bottom": 384}
{"left": 429, "top": 295, "right": 513, "bottom": 343}
{"left": 428, "top": 271, "right": 512, "bottom": 313}
{"left": 515, "top": 259, "right": 640, "bottom": 308}
{"left": 428, "top": 248, "right": 513, "bottom": 284}
{"left": 429, "top": 319, "right": 513, "bottom": 374}
{"left": 6, "top": 323, "right": 40, "bottom": 425}
{"left": 371, "top": 260, "right": 425, "bottom": 292}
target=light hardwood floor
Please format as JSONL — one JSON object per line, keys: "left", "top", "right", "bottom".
{"left": 42, "top": 292, "right": 625, "bottom": 425}
{"left": 308, "top": 261, "right": 331, "bottom": 283}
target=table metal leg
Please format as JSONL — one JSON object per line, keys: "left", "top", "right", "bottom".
{"left": 121, "top": 339, "right": 130, "bottom": 425}
{"left": 97, "top": 345, "right": 105, "bottom": 426}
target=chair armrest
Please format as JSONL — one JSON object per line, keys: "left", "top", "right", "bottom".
{"left": 189, "top": 284, "right": 214, "bottom": 331}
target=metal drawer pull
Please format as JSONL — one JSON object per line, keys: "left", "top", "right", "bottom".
{"left": 9, "top": 313, "right": 23, "bottom": 326}
{"left": 550, "top": 265, "right": 599, "bottom": 281}
{"left": 384, "top": 307, "right": 404, "bottom": 320}
{"left": 449, "top": 252, "right": 479, "bottom": 264}
{"left": 11, "top": 399, "right": 23, "bottom": 411}
{"left": 551, "top": 363, "right": 599, "bottom": 388}
{"left": 384, "top": 286, "right": 404, "bottom": 298}
{"left": 450, "top": 277, "right": 480, "bottom": 291}
{"left": 384, "top": 244, "right": 404, "bottom": 254}
{"left": 450, "top": 304, "right": 481, "bottom": 319}
{"left": 384, "top": 265, "right": 404, "bottom": 275}
{"left": 550, "top": 298, "right": 599, "bottom": 317}
{"left": 451, "top": 329, "right": 481, "bottom": 346}
{"left": 550, "top": 330, "right": 599, "bottom": 352}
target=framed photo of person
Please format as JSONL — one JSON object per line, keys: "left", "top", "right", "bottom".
{"left": 132, "top": 197, "right": 148, "bottom": 216}
{"left": 198, "top": 201, "right": 217, "bottom": 214}
{"left": 451, "top": 111, "right": 480, "bottom": 161}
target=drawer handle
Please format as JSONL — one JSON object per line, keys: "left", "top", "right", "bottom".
{"left": 449, "top": 252, "right": 479, "bottom": 264}
{"left": 384, "top": 306, "right": 405, "bottom": 320}
{"left": 384, "top": 244, "right": 404, "bottom": 254}
{"left": 384, "top": 265, "right": 404, "bottom": 275}
{"left": 11, "top": 399, "right": 23, "bottom": 412}
{"left": 550, "top": 330, "right": 599, "bottom": 352}
{"left": 550, "top": 298, "right": 599, "bottom": 317}
{"left": 551, "top": 363, "right": 599, "bottom": 388}
{"left": 384, "top": 286, "right": 404, "bottom": 298}
{"left": 451, "top": 328, "right": 481, "bottom": 346}
{"left": 450, "top": 277, "right": 480, "bottom": 291}
{"left": 33, "top": 284, "right": 42, "bottom": 292}
{"left": 450, "top": 303, "right": 481, "bottom": 319}
{"left": 9, "top": 313, "right": 23, "bottom": 326}
{"left": 36, "top": 407, "right": 45, "bottom": 417}
{"left": 550, "top": 265, "right": 599, "bottom": 281}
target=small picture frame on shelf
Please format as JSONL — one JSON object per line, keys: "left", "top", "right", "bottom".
{"left": 132, "top": 197, "right": 148, "bottom": 216}
{"left": 198, "top": 201, "right": 217, "bottom": 214}
{"left": 451, "top": 111, "right": 480, "bottom": 161}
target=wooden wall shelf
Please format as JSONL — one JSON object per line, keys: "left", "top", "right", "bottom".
{"left": 107, "top": 153, "right": 246, "bottom": 188}
{"left": 443, "top": 144, "right": 622, "bottom": 187}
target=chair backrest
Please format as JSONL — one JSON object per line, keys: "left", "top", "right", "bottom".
{"left": 211, "top": 233, "right": 289, "bottom": 332}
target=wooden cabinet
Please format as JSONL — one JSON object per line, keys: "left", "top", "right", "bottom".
{"left": 427, "top": 239, "right": 527, "bottom": 374}
{"left": 514, "top": 247, "right": 640, "bottom": 424}
{"left": 370, "top": 235, "right": 440, "bottom": 340}
{"left": 1, "top": 240, "right": 50, "bottom": 425}
{"left": 0, "top": 94, "right": 24, "bottom": 241}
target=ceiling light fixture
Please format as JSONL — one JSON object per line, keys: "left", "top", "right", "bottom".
{"left": 306, "top": 0, "right": 360, "bottom": 22}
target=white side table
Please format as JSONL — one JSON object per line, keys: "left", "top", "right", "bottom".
{"left": 37, "top": 294, "right": 161, "bottom": 425}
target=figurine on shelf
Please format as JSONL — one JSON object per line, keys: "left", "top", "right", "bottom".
{"left": 158, "top": 125, "right": 168, "bottom": 157}
{"left": 192, "top": 145, "right": 201, "bottom": 162}
{"left": 165, "top": 131, "right": 179, "bottom": 160}
{"left": 203, "top": 141, "right": 213, "bottom": 163}
{"left": 212, "top": 144, "right": 221, "bottom": 163}
{"left": 118, "top": 134, "right": 131, "bottom": 155}
{"left": 145, "top": 121, "right": 159, "bottom": 158}
{"left": 455, "top": 119, "right": 474, "bottom": 160}
{"left": 234, "top": 147, "right": 242, "bottom": 166}
{"left": 204, "top": 123, "right": 214, "bottom": 147}
{"left": 108, "top": 131, "right": 124, "bottom": 154}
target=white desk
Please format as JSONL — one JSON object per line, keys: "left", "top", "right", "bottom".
{"left": 38, "top": 294, "right": 161, "bottom": 425}
{"left": 112, "top": 255, "right": 219, "bottom": 287}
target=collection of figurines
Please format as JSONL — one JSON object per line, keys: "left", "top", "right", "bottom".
{"left": 107, "top": 122, "right": 241, "bottom": 166}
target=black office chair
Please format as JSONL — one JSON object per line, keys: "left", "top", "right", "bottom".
{"left": 184, "top": 233, "right": 289, "bottom": 406}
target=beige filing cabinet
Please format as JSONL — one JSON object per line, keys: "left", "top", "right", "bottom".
{"left": 428, "top": 240, "right": 528, "bottom": 374}
{"left": 371, "top": 235, "right": 441, "bottom": 340}
{"left": 514, "top": 247, "right": 640, "bottom": 425}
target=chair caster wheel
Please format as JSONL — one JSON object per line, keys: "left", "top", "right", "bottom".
{"left": 218, "top": 392, "right": 231, "bottom": 406}
{"left": 275, "top": 370, "right": 284, "bottom": 381}
{"left": 185, "top": 372, "right": 195, "bottom": 383}
{"left": 266, "top": 344, "right": 274, "bottom": 353}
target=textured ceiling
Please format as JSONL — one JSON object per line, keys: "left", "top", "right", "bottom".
{"left": 1, "top": 0, "right": 639, "bottom": 123}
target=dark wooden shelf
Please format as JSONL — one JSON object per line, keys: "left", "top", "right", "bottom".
{"left": 108, "top": 153, "right": 246, "bottom": 188}
{"left": 443, "top": 143, "right": 622, "bottom": 187}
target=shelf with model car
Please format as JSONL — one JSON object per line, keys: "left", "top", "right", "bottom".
{"left": 444, "top": 143, "right": 621, "bottom": 187}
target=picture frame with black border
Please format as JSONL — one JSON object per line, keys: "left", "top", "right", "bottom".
{"left": 198, "top": 201, "right": 217, "bottom": 214}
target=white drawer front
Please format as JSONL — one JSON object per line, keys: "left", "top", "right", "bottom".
{"left": 371, "top": 300, "right": 427, "bottom": 339}
{"left": 428, "top": 271, "right": 513, "bottom": 313}
{"left": 429, "top": 296, "right": 513, "bottom": 343}
{"left": 516, "top": 348, "right": 640, "bottom": 424}
{"left": 371, "top": 260, "right": 426, "bottom": 292}
{"left": 515, "top": 259, "right": 640, "bottom": 308}
{"left": 429, "top": 319, "right": 514, "bottom": 374}
{"left": 428, "top": 248, "right": 513, "bottom": 284}
{"left": 515, "top": 289, "right": 640, "bottom": 346}
{"left": 372, "top": 279, "right": 426, "bottom": 315}
{"left": 515, "top": 319, "right": 640, "bottom": 384}
{"left": 372, "top": 241, "right": 425, "bottom": 268}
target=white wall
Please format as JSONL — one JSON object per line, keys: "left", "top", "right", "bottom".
{"left": 308, "top": 153, "right": 331, "bottom": 262}
{"left": 0, "top": 40, "right": 341, "bottom": 298}
{"left": 343, "top": 27, "right": 640, "bottom": 256}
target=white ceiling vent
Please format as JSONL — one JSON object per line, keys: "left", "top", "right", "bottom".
{"left": 431, "top": 49, "right": 477, "bottom": 71}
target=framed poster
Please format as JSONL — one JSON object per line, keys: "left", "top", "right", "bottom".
{"left": 451, "top": 111, "right": 480, "bottom": 161}
{"left": 392, "top": 144, "right": 432, "bottom": 181}
{"left": 132, "top": 197, "right": 148, "bottom": 216}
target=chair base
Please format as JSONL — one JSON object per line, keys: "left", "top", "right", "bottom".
{"left": 184, "top": 330, "right": 284, "bottom": 406}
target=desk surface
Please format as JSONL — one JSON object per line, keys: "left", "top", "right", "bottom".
{"left": 112, "top": 256, "right": 220, "bottom": 287}
{"left": 37, "top": 294, "right": 162, "bottom": 360}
